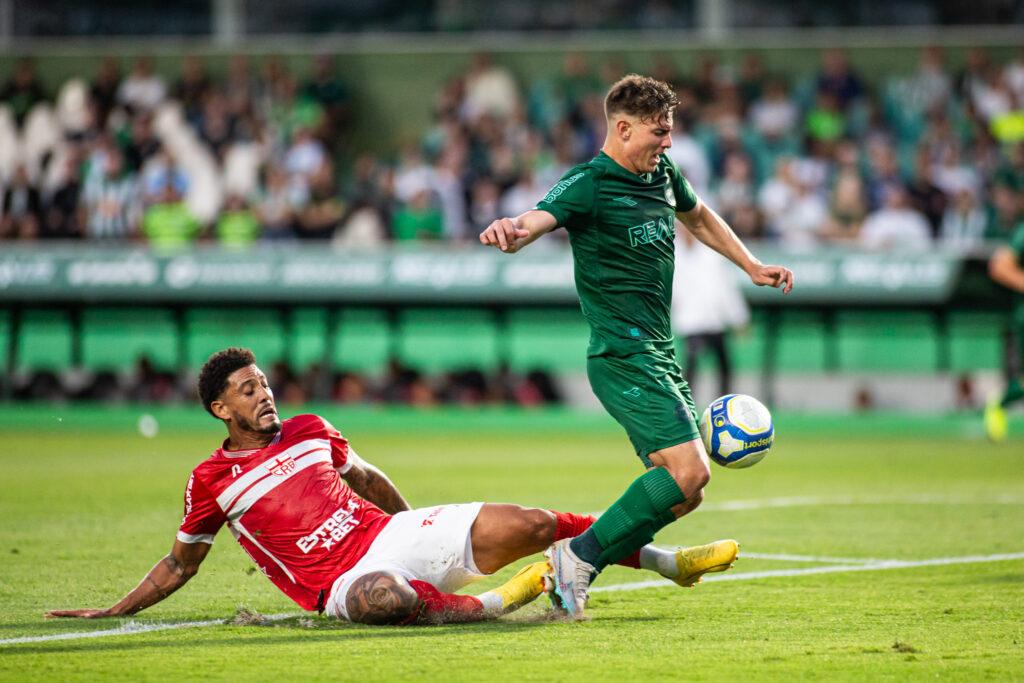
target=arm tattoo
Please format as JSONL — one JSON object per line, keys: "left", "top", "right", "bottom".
{"left": 162, "top": 554, "right": 185, "bottom": 576}
{"left": 345, "top": 572, "right": 419, "bottom": 625}
{"left": 345, "top": 466, "right": 411, "bottom": 514}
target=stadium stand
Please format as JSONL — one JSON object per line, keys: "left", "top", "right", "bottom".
{"left": 0, "top": 42, "right": 1021, "bottom": 408}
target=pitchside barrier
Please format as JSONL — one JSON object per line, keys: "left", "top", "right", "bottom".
{"left": 0, "top": 243, "right": 1015, "bottom": 402}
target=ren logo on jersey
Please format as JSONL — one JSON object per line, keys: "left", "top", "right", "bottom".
{"left": 628, "top": 218, "right": 674, "bottom": 247}
{"left": 265, "top": 455, "right": 297, "bottom": 477}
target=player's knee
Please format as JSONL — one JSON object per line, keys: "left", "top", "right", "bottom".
{"left": 506, "top": 506, "right": 556, "bottom": 548}
{"left": 692, "top": 461, "right": 711, "bottom": 490}
{"left": 665, "top": 461, "right": 710, "bottom": 498}
{"left": 523, "top": 507, "right": 557, "bottom": 547}
{"left": 344, "top": 571, "right": 419, "bottom": 626}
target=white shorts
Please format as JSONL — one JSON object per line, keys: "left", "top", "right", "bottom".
{"left": 324, "top": 502, "right": 487, "bottom": 621}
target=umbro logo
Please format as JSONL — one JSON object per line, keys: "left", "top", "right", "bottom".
{"left": 613, "top": 195, "right": 638, "bottom": 207}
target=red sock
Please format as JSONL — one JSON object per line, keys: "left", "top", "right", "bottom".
{"left": 407, "top": 580, "right": 485, "bottom": 624}
{"left": 549, "top": 511, "right": 641, "bottom": 569}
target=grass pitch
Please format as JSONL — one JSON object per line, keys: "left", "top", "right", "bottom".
{"left": 0, "top": 406, "right": 1022, "bottom": 681}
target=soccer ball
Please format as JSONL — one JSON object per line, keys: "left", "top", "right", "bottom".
{"left": 699, "top": 394, "right": 774, "bottom": 469}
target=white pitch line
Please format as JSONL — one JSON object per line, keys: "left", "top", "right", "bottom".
{"left": 740, "top": 551, "right": 886, "bottom": 564}
{"left": 586, "top": 493, "right": 1024, "bottom": 521}
{"left": 699, "top": 493, "right": 1024, "bottom": 512}
{"left": 6, "top": 552, "right": 1024, "bottom": 646}
{"left": 0, "top": 612, "right": 295, "bottom": 647}
{"left": 590, "top": 552, "right": 1024, "bottom": 594}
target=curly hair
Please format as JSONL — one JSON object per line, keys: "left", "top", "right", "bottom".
{"left": 604, "top": 74, "right": 678, "bottom": 122}
{"left": 198, "top": 347, "right": 256, "bottom": 416}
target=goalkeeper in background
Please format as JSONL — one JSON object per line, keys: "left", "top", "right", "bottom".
{"left": 985, "top": 220, "right": 1024, "bottom": 441}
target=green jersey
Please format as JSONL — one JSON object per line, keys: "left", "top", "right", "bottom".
{"left": 535, "top": 151, "right": 698, "bottom": 357}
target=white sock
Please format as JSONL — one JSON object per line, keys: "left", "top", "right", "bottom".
{"left": 476, "top": 591, "right": 503, "bottom": 614}
{"left": 639, "top": 545, "right": 679, "bottom": 578}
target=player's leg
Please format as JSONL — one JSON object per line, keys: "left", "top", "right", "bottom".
{"left": 469, "top": 504, "right": 734, "bottom": 583}
{"left": 569, "top": 353, "right": 700, "bottom": 567}
{"left": 544, "top": 507, "right": 737, "bottom": 586}
{"left": 546, "top": 352, "right": 707, "bottom": 616}
{"left": 711, "top": 331, "right": 732, "bottom": 396}
{"left": 985, "top": 324, "right": 1023, "bottom": 441}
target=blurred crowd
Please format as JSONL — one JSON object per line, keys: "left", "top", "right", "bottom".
{"left": 1, "top": 46, "right": 1023, "bottom": 249}
{"left": 17, "top": 355, "right": 562, "bottom": 409}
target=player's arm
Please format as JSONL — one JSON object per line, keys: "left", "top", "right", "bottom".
{"left": 46, "top": 539, "right": 211, "bottom": 619}
{"left": 479, "top": 210, "right": 558, "bottom": 254}
{"left": 339, "top": 454, "right": 411, "bottom": 514}
{"left": 677, "top": 200, "right": 794, "bottom": 294}
{"left": 989, "top": 246, "right": 1024, "bottom": 293}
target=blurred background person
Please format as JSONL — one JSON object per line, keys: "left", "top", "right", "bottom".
{"left": 672, "top": 229, "right": 751, "bottom": 401}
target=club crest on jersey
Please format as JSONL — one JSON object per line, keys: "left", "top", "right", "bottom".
{"left": 265, "top": 455, "right": 297, "bottom": 477}
{"left": 665, "top": 186, "right": 676, "bottom": 208}
{"left": 628, "top": 218, "right": 674, "bottom": 247}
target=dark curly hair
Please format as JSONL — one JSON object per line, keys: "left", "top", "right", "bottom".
{"left": 604, "top": 74, "right": 678, "bottom": 122}
{"left": 198, "top": 347, "right": 256, "bottom": 416}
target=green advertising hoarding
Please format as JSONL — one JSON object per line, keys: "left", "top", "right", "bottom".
{"left": 0, "top": 244, "right": 963, "bottom": 305}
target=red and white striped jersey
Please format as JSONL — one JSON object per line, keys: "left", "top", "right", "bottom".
{"left": 177, "top": 414, "right": 391, "bottom": 611}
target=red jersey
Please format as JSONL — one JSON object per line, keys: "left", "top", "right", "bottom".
{"left": 177, "top": 414, "right": 391, "bottom": 611}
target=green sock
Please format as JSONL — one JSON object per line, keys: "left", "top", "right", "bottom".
{"left": 569, "top": 467, "right": 685, "bottom": 572}
{"left": 1001, "top": 379, "right": 1024, "bottom": 408}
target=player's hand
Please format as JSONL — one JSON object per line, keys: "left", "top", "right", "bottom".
{"left": 45, "top": 608, "right": 115, "bottom": 619}
{"left": 749, "top": 264, "right": 794, "bottom": 294}
{"left": 479, "top": 217, "right": 529, "bottom": 253}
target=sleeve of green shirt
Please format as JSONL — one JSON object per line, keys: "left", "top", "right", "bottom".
{"left": 664, "top": 155, "right": 699, "bottom": 213}
{"left": 534, "top": 166, "right": 596, "bottom": 229}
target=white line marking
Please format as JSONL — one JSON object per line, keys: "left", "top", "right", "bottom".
{"left": 591, "top": 552, "right": 1024, "bottom": 594}
{"left": 699, "top": 494, "right": 1024, "bottom": 512}
{"left": 740, "top": 552, "right": 886, "bottom": 564}
{"left": 0, "top": 613, "right": 295, "bottom": 646}
{"left": 586, "top": 493, "right": 1024, "bottom": 520}
{"left": 7, "top": 552, "right": 1024, "bottom": 646}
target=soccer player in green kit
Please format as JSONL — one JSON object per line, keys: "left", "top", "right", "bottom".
{"left": 985, "top": 222, "right": 1024, "bottom": 441}
{"left": 480, "top": 74, "right": 794, "bottom": 618}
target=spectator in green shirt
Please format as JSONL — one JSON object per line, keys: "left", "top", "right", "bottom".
{"left": 393, "top": 188, "right": 444, "bottom": 241}
{"left": 142, "top": 183, "right": 201, "bottom": 248}
{"left": 216, "top": 194, "right": 261, "bottom": 247}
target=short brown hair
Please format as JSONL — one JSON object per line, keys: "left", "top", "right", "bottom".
{"left": 604, "top": 74, "right": 678, "bottom": 122}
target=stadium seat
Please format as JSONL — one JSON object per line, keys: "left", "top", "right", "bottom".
{"left": 774, "top": 311, "right": 828, "bottom": 372}
{"left": 332, "top": 309, "right": 392, "bottom": 374}
{"left": 835, "top": 311, "right": 939, "bottom": 372}
{"left": 185, "top": 308, "right": 285, "bottom": 371}
{"left": 15, "top": 309, "right": 73, "bottom": 372}
{"left": 729, "top": 311, "right": 767, "bottom": 372}
{"left": 81, "top": 308, "right": 179, "bottom": 373}
{"left": 396, "top": 308, "right": 499, "bottom": 374}
{"left": 288, "top": 307, "right": 328, "bottom": 371}
{"left": 947, "top": 312, "right": 1005, "bottom": 372}
{"left": 505, "top": 308, "right": 589, "bottom": 373}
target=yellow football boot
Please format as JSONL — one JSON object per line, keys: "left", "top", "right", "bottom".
{"left": 672, "top": 539, "right": 740, "bottom": 588}
{"left": 490, "top": 561, "right": 551, "bottom": 614}
{"left": 984, "top": 398, "right": 1008, "bottom": 443}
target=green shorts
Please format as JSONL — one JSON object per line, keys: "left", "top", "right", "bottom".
{"left": 587, "top": 347, "right": 700, "bottom": 466}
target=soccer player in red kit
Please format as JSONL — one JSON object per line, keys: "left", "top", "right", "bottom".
{"left": 48, "top": 347, "right": 738, "bottom": 625}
